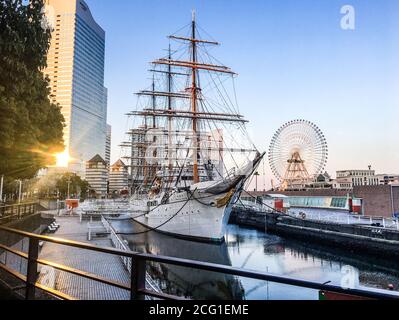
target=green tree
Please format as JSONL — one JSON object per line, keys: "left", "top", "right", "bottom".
{"left": 34, "top": 172, "right": 59, "bottom": 198}
{"left": 56, "top": 173, "right": 89, "bottom": 200}
{"left": 0, "top": 0, "right": 65, "bottom": 180}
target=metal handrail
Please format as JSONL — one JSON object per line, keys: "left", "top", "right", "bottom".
{"left": 1, "top": 225, "right": 399, "bottom": 300}
{"left": 0, "top": 203, "right": 37, "bottom": 224}
{"left": 100, "top": 216, "right": 162, "bottom": 296}
{"left": 0, "top": 202, "right": 38, "bottom": 209}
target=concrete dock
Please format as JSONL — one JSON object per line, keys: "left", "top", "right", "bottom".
{"left": 36, "top": 216, "right": 130, "bottom": 300}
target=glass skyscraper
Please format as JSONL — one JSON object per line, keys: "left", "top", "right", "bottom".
{"left": 44, "top": 0, "right": 107, "bottom": 174}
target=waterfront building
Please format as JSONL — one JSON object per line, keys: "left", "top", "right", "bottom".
{"left": 85, "top": 154, "right": 108, "bottom": 198}
{"left": 106, "top": 124, "right": 111, "bottom": 165}
{"left": 44, "top": 0, "right": 108, "bottom": 174}
{"left": 332, "top": 169, "right": 399, "bottom": 190}
{"left": 109, "top": 159, "right": 129, "bottom": 195}
{"left": 305, "top": 172, "right": 333, "bottom": 190}
{"left": 375, "top": 174, "right": 399, "bottom": 185}
{"left": 333, "top": 169, "right": 379, "bottom": 190}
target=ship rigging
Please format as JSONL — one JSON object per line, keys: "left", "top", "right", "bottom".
{"left": 121, "top": 12, "right": 264, "bottom": 242}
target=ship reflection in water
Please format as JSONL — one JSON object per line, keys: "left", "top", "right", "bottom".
{"left": 109, "top": 217, "right": 244, "bottom": 300}
{"left": 108, "top": 218, "right": 399, "bottom": 300}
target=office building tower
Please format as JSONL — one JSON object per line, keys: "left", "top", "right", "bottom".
{"left": 44, "top": 0, "right": 107, "bottom": 173}
{"left": 105, "top": 124, "right": 111, "bottom": 165}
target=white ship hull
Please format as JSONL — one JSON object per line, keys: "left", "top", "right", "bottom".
{"left": 130, "top": 188, "right": 238, "bottom": 243}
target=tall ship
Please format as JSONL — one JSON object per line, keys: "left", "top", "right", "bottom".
{"left": 122, "top": 12, "right": 264, "bottom": 243}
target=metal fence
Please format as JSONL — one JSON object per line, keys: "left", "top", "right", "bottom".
{"left": 0, "top": 203, "right": 37, "bottom": 225}
{"left": 289, "top": 210, "right": 399, "bottom": 230}
{"left": 100, "top": 216, "right": 162, "bottom": 297}
{"left": 1, "top": 225, "right": 399, "bottom": 300}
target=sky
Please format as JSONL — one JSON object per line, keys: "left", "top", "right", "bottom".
{"left": 84, "top": 0, "right": 399, "bottom": 189}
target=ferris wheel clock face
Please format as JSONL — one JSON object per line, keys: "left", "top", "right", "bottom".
{"left": 268, "top": 119, "right": 328, "bottom": 183}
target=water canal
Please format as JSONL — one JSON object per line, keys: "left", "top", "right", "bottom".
{"left": 108, "top": 218, "right": 399, "bottom": 300}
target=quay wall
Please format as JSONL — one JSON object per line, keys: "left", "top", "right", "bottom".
{"left": 230, "top": 208, "right": 399, "bottom": 259}
{"left": 229, "top": 208, "right": 277, "bottom": 231}
{"left": 276, "top": 217, "right": 399, "bottom": 259}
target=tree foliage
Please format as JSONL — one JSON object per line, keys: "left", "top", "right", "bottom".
{"left": 56, "top": 173, "right": 89, "bottom": 200}
{"left": 32, "top": 172, "right": 89, "bottom": 200}
{"left": 0, "top": 0, "right": 65, "bottom": 179}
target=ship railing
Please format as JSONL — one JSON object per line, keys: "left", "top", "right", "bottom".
{"left": 78, "top": 200, "right": 131, "bottom": 221}
{"left": 130, "top": 194, "right": 148, "bottom": 201}
{"left": 1, "top": 225, "right": 399, "bottom": 300}
{"left": 80, "top": 201, "right": 130, "bottom": 208}
{"left": 225, "top": 167, "right": 237, "bottom": 180}
{"left": 80, "top": 200, "right": 130, "bottom": 209}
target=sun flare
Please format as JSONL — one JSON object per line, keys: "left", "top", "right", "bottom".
{"left": 55, "top": 150, "right": 70, "bottom": 167}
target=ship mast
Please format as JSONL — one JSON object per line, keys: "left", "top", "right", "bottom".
{"left": 191, "top": 10, "right": 200, "bottom": 183}
{"left": 167, "top": 44, "right": 173, "bottom": 177}
{"left": 124, "top": 12, "right": 250, "bottom": 191}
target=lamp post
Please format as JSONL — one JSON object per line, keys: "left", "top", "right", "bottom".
{"left": 67, "top": 177, "right": 72, "bottom": 199}
{"left": 56, "top": 188, "right": 60, "bottom": 216}
{"left": 67, "top": 176, "right": 72, "bottom": 199}
{"left": 0, "top": 175, "right": 3, "bottom": 203}
{"left": 17, "top": 180, "right": 22, "bottom": 203}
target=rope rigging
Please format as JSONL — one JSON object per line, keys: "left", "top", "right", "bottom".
{"left": 119, "top": 14, "right": 261, "bottom": 217}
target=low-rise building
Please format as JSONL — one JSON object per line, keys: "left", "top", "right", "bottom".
{"left": 85, "top": 154, "right": 108, "bottom": 198}
{"left": 333, "top": 169, "right": 379, "bottom": 190}
{"left": 376, "top": 174, "right": 399, "bottom": 185}
{"left": 306, "top": 172, "right": 333, "bottom": 189}
{"left": 332, "top": 169, "right": 399, "bottom": 190}
{"left": 109, "top": 159, "right": 129, "bottom": 195}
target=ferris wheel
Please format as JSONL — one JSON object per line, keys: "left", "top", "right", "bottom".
{"left": 268, "top": 120, "right": 328, "bottom": 189}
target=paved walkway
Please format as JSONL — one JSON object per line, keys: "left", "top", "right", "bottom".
{"left": 36, "top": 216, "right": 130, "bottom": 300}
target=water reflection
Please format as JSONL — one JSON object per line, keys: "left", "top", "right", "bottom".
{"left": 109, "top": 217, "right": 244, "bottom": 300}
{"left": 226, "top": 224, "right": 399, "bottom": 299}
{"left": 109, "top": 218, "right": 399, "bottom": 300}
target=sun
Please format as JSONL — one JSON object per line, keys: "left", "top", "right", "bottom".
{"left": 55, "top": 150, "right": 70, "bottom": 167}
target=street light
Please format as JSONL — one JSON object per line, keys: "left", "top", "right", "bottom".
{"left": 0, "top": 175, "right": 4, "bottom": 203}
{"left": 67, "top": 177, "right": 72, "bottom": 199}
{"left": 17, "top": 179, "right": 22, "bottom": 203}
